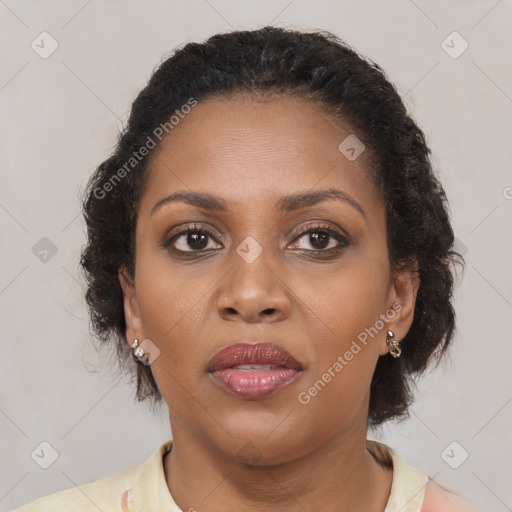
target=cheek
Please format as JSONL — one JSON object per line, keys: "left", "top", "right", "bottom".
{"left": 295, "top": 253, "right": 390, "bottom": 345}
{"left": 134, "top": 268, "right": 213, "bottom": 405}
{"left": 137, "top": 276, "right": 205, "bottom": 340}
{"left": 292, "top": 255, "right": 390, "bottom": 410}
{"left": 133, "top": 244, "right": 220, "bottom": 377}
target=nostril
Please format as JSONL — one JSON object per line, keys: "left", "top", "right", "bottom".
{"left": 262, "top": 308, "right": 276, "bottom": 315}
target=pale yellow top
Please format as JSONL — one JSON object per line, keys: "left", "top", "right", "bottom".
{"left": 12, "top": 439, "right": 473, "bottom": 512}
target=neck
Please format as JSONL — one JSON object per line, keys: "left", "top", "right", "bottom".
{"left": 164, "top": 419, "right": 392, "bottom": 512}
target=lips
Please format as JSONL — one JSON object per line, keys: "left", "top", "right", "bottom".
{"left": 207, "top": 343, "right": 302, "bottom": 372}
{"left": 207, "top": 342, "right": 303, "bottom": 399}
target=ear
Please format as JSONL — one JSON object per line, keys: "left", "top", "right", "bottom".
{"left": 378, "top": 260, "right": 420, "bottom": 356}
{"left": 118, "top": 266, "right": 145, "bottom": 344}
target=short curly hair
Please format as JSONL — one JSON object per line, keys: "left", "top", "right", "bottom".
{"left": 80, "top": 26, "right": 463, "bottom": 426}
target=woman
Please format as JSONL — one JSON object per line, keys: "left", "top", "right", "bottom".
{"left": 16, "top": 26, "right": 474, "bottom": 511}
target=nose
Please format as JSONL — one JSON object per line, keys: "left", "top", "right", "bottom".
{"left": 216, "top": 249, "right": 292, "bottom": 323}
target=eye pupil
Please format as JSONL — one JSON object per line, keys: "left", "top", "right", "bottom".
{"left": 188, "top": 232, "right": 208, "bottom": 250}
{"left": 310, "top": 231, "right": 329, "bottom": 249}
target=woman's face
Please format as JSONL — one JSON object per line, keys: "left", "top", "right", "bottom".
{"left": 120, "top": 94, "right": 418, "bottom": 464}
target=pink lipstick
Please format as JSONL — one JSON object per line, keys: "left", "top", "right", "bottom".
{"left": 207, "top": 343, "right": 302, "bottom": 399}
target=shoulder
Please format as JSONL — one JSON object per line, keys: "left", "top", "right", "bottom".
{"left": 366, "top": 440, "right": 479, "bottom": 512}
{"left": 367, "top": 439, "right": 428, "bottom": 512}
{"left": 11, "top": 441, "right": 173, "bottom": 512}
{"left": 422, "top": 480, "right": 481, "bottom": 512}
{"left": 12, "top": 467, "right": 136, "bottom": 512}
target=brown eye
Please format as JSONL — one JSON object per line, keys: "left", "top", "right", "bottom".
{"left": 288, "top": 223, "right": 350, "bottom": 254}
{"left": 307, "top": 231, "right": 331, "bottom": 250}
{"left": 294, "top": 230, "right": 337, "bottom": 251}
{"left": 165, "top": 225, "right": 223, "bottom": 253}
{"left": 180, "top": 231, "right": 209, "bottom": 250}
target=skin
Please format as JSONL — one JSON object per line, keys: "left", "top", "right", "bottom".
{"left": 119, "top": 94, "right": 420, "bottom": 512}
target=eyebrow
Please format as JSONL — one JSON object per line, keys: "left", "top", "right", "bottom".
{"left": 151, "top": 192, "right": 228, "bottom": 216}
{"left": 276, "top": 188, "right": 366, "bottom": 217}
{"left": 151, "top": 188, "right": 366, "bottom": 217}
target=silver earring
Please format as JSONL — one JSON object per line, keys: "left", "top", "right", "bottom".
{"left": 130, "top": 339, "right": 148, "bottom": 363}
{"left": 386, "top": 330, "right": 401, "bottom": 358}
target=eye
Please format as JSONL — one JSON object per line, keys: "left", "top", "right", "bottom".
{"left": 288, "top": 223, "right": 349, "bottom": 252}
{"left": 164, "top": 224, "right": 223, "bottom": 252}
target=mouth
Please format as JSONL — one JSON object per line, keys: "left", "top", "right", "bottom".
{"left": 207, "top": 342, "right": 303, "bottom": 400}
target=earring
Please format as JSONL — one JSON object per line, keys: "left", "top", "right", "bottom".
{"left": 130, "top": 339, "right": 148, "bottom": 363}
{"left": 386, "top": 330, "right": 401, "bottom": 358}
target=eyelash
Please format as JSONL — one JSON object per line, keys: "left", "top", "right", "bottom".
{"left": 162, "top": 222, "right": 350, "bottom": 256}
{"left": 288, "top": 222, "right": 350, "bottom": 254}
{"left": 162, "top": 223, "right": 221, "bottom": 252}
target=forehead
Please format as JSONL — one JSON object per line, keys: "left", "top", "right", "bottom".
{"left": 139, "top": 94, "right": 380, "bottom": 215}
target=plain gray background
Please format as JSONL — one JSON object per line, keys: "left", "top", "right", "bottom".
{"left": 1, "top": 1, "right": 511, "bottom": 510}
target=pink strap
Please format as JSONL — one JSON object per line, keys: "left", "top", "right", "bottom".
{"left": 421, "top": 480, "right": 480, "bottom": 512}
